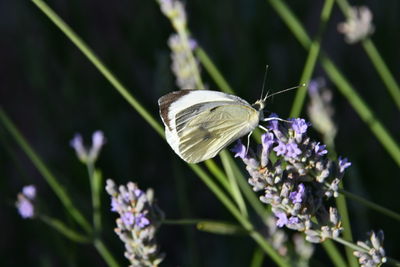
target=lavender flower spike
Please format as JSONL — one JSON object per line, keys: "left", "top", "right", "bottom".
{"left": 234, "top": 115, "right": 351, "bottom": 243}
{"left": 106, "top": 179, "right": 165, "bottom": 266}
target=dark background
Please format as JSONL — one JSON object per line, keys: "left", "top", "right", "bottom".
{"left": 1, "top": 0, "right": 400, "bottom": 266}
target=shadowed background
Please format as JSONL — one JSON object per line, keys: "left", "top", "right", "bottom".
{"left": 1, "top": 0, "right": 400, "bottom": 266}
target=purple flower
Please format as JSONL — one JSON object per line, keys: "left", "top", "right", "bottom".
{"left": 22, "top": 185, "right": 36, "bottom": 200}
{"left": 314, "top": 142, "right": 328, "bottom": 156}
{"left": 122, "top": 212, "right": 135, "bottom": 226}
{"left": 308, "top": 80, "right": 319, "bottom": 96}
{"left": 111, "top": 198, "right": 119, "bottom": 212}
{"left": 289, "top": 183, "right": 305, "bottom": 204}
{"left": 267, "top": 113, "right": 279, "bottom": 131}
{"left": 338, "top": 157, "right": 351, "bottom": 172}
{"left": 16, "top": 197, "right": 34, "bottom": 219}
{"left": 70, "top": 133, "right": 86, "bottom": 161}
{"left": 262, "top": 132, "right": 275, "bottom": 151}
{"left": 70, "top": 130, "right": 106, "bottom": 163}
{"left": 134, "top": 189, "right": 144, "bottom": 198}
{"left": 274, "top": 141, "right": 287, "bottom": 156}
{"left": 288, "top": 217, "right": 299, "bottom": 225}
{"left": 135, "top": 214, "right": 151, "bottom": 228}
{"left": 285, "top": 142, "right": 302, "bottom": 158}
{"left": 188, "top": 38, "right": 198, "bottom": 50}
{"left": 91, "top": 131, "right": 106, "bottom": 153}
{"left": 292, "top": 118, "right": 309, "bottom": 135}
{"left": 231, "top": 140, "right": 247, "bottom": 159}
{"left": 275, "top": 211, "right": 288, "bottom": 228}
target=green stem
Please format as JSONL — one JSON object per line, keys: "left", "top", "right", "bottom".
{"left": 94, "top": 239, "right": 121, "bottom": 267}
{"left": 189, "top": 164, "right": 290, "bottom": 267}
{"left": 322, "top": 240, "right": 348, "bottom": 267}
{"left": 335, "top": 0, "right": 400, "bottom": 110}
{"left": 320, "top": 56, "right": 400, "bottom": 167}
{"left": 290, "top": 0, "right": 335, "bottom": 117}
{"left": 88, "top": 164, "right": 102, "bottom": 236}
{"left": 362, "top": 39, "right": 400, "bottom": 110}
{"left": 220, "top": 150, "right": 248, "bottom": 217}
{"left": 40, "top": 215, "right": 91, "bottom": 243}
{"left": 0, "top": 108, "right": 92, "bottom": 234}
{"left": 30, "top": 0, "right": 164, "bottom": 136}
{"left": 250, "top": 247, "right": 265, "bottom": 267}
{"left": 336, "top": 184, "right": 358, "bottom": 267}
{"left": 196, "top": 47, "right": 235, "bottom": 94}
{"left": 340, "top": 188, "right": 400, "bottom": 222}
{"left": 268, "top": 0, "right": 400, "bottom": 168}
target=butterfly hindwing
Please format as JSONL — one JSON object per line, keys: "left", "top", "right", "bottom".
{"left": 158, "top": 90, "right": 261, "bottom": 163}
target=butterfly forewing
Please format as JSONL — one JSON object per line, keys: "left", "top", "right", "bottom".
{"left": 158, "top": 90, "right": 261, "bottom": 163}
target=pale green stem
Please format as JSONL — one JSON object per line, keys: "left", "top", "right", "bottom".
{"left": 250, "top": 247, "right": 265, "bottom": 267}
{"left": 290, "top": 0, "right": 335, "bottom": 117}
{"left": 189, "top": 164, "right": 290, "bottom": 267}
{"left": 87, "top": 163, "right": 102, "bottom": 236}
{"left": 94, "top": 239, "right": 121, "bottom": 267}
{"left": 220, "top": 150, "right": 248, "bottom": 217}
{"left": 340, "top": 188, "right": 400, "bottom": 221}
{"left": 31, "top": 0, "right": 164, "bottom": 137}
{"left": 336, "top": 185, "right": 357, "bottom": 267}
{"left": 40, "top": 215, "right": 91, "bottom": 243}
{"left": 322, "top": 240, "right": 349, "bottom": 267}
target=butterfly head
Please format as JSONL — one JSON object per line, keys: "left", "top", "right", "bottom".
{"left": 252, "top": 98, "right": 266, "bottom": 112}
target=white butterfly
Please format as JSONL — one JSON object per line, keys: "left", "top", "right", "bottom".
{"left": 158, "top": 89, "right": 271, "bottom": 163}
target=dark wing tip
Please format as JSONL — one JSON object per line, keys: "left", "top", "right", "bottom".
{"left": 158, "top": 90, "right": 192, "bottom": 130}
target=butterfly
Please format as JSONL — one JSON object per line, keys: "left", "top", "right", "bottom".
{"left": 158, "top": 89, "right": 276, "bottom": 163}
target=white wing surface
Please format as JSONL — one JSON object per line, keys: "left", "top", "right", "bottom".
{"left": 159, "top": 90, "right": 261, "bottom": 163}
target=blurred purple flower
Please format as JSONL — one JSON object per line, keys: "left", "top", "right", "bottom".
{"left": 338, "top": 157, "right": 352, "bottom": 173}
{"left": 135, "top": 214, "right": 151, "bottom": 228}
{"left": 70, "top": 130, "right": 106, "bottom": 163}
{"left": 22, "top": 185, "right": 36, "bottom": 199}
{"left": 16, "top": 195, "right": 34, "bottom": 219}
{"left": 122, "top": 212, "right": 135, "bottom": 226}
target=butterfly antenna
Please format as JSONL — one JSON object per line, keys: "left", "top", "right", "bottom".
{"left": 265, "top": 83, "right": 306, "bottom": 100}
{"left": 260, "top": 65, "right": 269, "bottom": 100}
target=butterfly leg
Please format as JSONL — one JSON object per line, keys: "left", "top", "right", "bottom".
{"left": 258, "top": 125, "right": 269, "bottom": 132}
{"left": 262, "top": 117, "right": 292, "bottom": 123}
{"left": 245, "top": 131, "right": 252, "bottom": 155}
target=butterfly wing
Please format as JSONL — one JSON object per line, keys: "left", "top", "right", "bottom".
{"left": 159, "top": 90, "right": 260, "bottom": 163}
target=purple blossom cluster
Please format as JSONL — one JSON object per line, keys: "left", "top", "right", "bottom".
{"left": 106, "top": 179, "right": 165, "bottom": 266}
{"left": 16, "top": 185, "right": 36, "bottom": 219}
{"left": 70, "top": 130, "right": 106, "bottom": 164}
{"left": 232, "top": 115, "right": 351, "bottom": 243}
